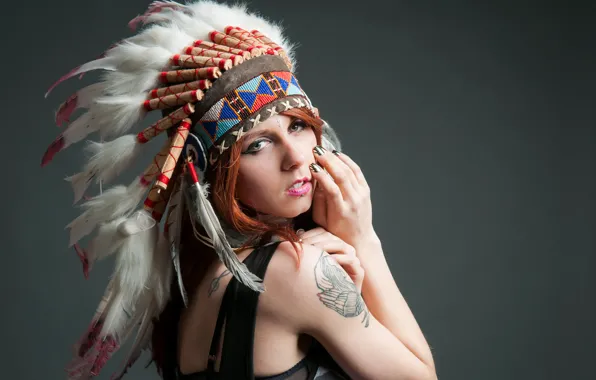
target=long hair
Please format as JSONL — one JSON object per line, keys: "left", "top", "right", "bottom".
{"left": 150, "top": 107, "right": 324, "bottom": 376}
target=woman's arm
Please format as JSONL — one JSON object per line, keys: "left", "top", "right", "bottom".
{"left": 265, "top": 242, "right": 436, "bottom": 380}
{"left": 357, "top": 233, "right": 437, "bottom": 375}
{"left": 308, "top": 146, "right": 437, "bottom": 377}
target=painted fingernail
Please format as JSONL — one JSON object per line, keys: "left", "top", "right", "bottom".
{"left": 332, "top": 149, "right": 340, "bottom": 156}
{"left": 313, "top": 146, "right": 326, "bottom": 156}
{"left": 309, "top": 163, "right": 322, "bottom": 172}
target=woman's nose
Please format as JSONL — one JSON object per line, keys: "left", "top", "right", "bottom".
{"left": 282, "top": 142, "right": 306, "bottom": 171}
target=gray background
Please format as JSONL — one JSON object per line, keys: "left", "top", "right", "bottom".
{"left": 1, "top": 0, "right": 595, "bottom": 379}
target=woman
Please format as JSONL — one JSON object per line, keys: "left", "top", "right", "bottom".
{"left": 42, "top": 1, "right": 437, "bottom": 379}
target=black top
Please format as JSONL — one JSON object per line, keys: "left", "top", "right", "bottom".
{"left": 167, "top": 241, "right": 350, "bottom": 380}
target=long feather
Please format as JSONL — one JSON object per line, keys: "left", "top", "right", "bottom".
{"left": 45, "top": 57, "right": 117, "bottom": 98}
{"left": 186, "top": 181, "right": 264, "bottom": 292}
{"left": 165, "top": 176, "right": 189, "bottom": 305}
{"left": 112, "top": 230, "right": 171, "bottom": 380}
{"left": 55, "top": 82, "right": 105, "bottom": 127}
{"left": 100, "top": 210, "right": 158, "bottom": 338}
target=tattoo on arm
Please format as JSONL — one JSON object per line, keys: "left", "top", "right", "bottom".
{"left": 314, "top": 251, "right": 370, "bottom": 327}
{"left": 208, "top": 269, "right": 231, "bottom": 297}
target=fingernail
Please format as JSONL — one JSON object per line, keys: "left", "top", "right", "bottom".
{"left": 332, "top": 149, "right": 340, "bottom": 156}
{"left": 297, "top": 228, "right": 305, "bottom": 235}
{"left": 313, "top": 146, "right": 326, "bottom": 156}
{"left": 309, "top": 163, "right": 322, "bottom": 172}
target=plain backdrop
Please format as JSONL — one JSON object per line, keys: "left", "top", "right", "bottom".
{"left": 1, "top": 0, "right": 594, "bottom": 379}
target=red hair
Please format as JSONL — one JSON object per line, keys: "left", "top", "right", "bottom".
{"left": 150, "top": 107, "right": 323, "bottom": 377}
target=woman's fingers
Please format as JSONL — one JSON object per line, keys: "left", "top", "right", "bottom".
{"left": 330, "top": 253, "right": 363, "bottom": 276}
{"left": 305, "top": 239, "right": 355, "bottom": 258}
{"left": 310, "top": 162, "right": 345, "bottom": 211}
{"left": 312, "top": 145, "right": 359, "bottom": 200}
{"left": 298, "top": 226, "right": 328, "bottom": 240}
{"left": 333, "top": 151, "right": 369, "bottom": 189}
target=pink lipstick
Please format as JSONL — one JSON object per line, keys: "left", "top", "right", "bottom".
{"left": 287, "top": 178, "right": 312, "bottom": 196}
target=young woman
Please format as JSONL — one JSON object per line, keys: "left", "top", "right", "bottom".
{"left": 42, "top": 1, "right": 437, "bottom": 379}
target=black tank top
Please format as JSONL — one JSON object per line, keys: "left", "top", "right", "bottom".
{"left": 168, "top": 241, "right": 350, "bottom": 380}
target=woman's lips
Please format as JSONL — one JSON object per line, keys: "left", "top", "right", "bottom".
{"left": 287, "top": 181, "right": 312, "bottom": 196}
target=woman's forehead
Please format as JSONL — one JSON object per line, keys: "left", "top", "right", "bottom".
{"left": 245, "top": 115, "right": 291, "bottom": 136}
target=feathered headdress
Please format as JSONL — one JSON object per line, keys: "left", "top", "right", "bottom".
{"left": 42, "top": 1, "right": 341, "bottom": 379}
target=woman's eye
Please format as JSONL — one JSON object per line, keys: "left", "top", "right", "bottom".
{"left": 289, "top": 121, "right": 306, "bottom": 133}
{"left": 244, "top": 139, "right": 269, "bottom": 154}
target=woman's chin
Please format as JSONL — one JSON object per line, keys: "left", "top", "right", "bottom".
{"left": 284, "top": 197, "right": 313, "bottom": 218}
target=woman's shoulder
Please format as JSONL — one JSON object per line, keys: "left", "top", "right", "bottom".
{"left": 257, "top": 241, "right": 326, "bottom": 323}
{"left": 267, "top": 240, "right": 323, "bottom": 280}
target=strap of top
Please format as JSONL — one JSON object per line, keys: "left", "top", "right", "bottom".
{"left": 206, "top": 280, "right": 232, "bottom": 371}
{"left": 215, "top": 241, "right": 281, "bottom": 379}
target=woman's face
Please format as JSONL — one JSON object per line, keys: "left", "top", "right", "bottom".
{"left": 236, "top": 114, "right": 318, "bottom": 219}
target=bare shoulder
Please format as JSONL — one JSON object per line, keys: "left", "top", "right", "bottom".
{"left": 260, "top": 241, "right": 352, "bottom": 331}
{"left": 264, "top": 240, "right": 325, "bottom": 292}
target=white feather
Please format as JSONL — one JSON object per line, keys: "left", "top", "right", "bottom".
{"left": 61, "top": 92, "right": 146, "bottom": 149}
{"left": 65, "top": 171, "right": 95, "bottom": 204}
{"left": 99, "top": 284, "right": 129, "bottom": 339}
{"left": 75, "top": 82, "right": 105, "bottom": 107}
{"left": 55, "top": 82, "right": 106, "bottom": 126}
{"left": 165, "top": 177, "right": 188, "bottom": 305}
{"left": 61, "top": 111, "right": 99, "bottom": 148}
{"left": 186, "top": 181, "right": 264, "bottom": 292}
{"left": 66, "top": 180, "right": 148, "bottom": 246}
{"left": 94, "top": 94, "right": 147, "bottom": 139}
{"left": 111, "top": 307, "right": 155, "bottom": 380}
{"left": 87, "top": 135, "right": 143, "bottom": 183}
{"left": 106, "top": 42, "right": 174, "bottom": 72}
{"left": 100, "top": 210, "right": 159, "bottom": 338}
{"left": 66, "top": 135, "right": 142, "bottom": 204}
{"left": 145, "top": 8, "right": 212, "bottom": 38}
{"left": 114, "top": 210, "right": 158, "bottom": 302}
{"left": 152, "top": 231, "right": 173, "bottom": 310}
{"left": 101, "top": 69, "right": 160, "bottom": 96}
{"left": 112, "top": 231, "right": 171, "bottom": 380}
{"left": 129, "top": 23, "right": 194, "bottom": 53}
{"left": 85, "top": 216, "right": 129, "bottom": 262}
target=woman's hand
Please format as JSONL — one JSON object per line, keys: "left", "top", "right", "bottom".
{"left": 298, "top": 227, "right": 364, "bottom": 293}
{"left": 310, "top": 146, "right": 374, "bottom": 248}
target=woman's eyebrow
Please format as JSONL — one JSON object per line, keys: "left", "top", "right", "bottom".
{"left": 244, "top": 128, "right": 274, "bottom": 139}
